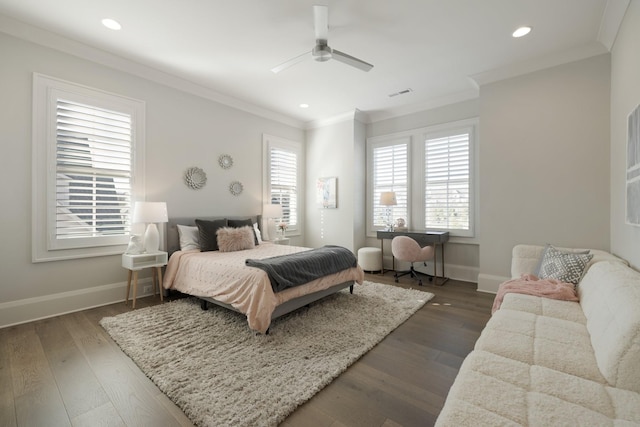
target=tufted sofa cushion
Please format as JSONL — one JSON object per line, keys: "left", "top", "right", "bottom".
{"left": 436, "top": 246, "right": 640, "bottom": 426}
{"left": 436, "top": 349, "right": 640, "bottom": 426}
{"left": 475, "top": 296, "right": 606, "bottom": 384}
{"left": 578, "top": 261, "right": 640, "bottom": 393}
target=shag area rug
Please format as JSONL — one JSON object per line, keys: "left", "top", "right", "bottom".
{"left": 100, "top": 281, "right": 434, "bottom": 427}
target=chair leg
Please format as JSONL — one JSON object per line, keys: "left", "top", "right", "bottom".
{"left": 394, "top": 264, "right": 427, "bottom": 286}
{"left": 394, "top": 268, "right": 413, "bottom": 282}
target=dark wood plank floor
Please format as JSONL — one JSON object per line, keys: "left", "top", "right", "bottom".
{"left": 1, "top": 272, "right": 494, "bottom": 427}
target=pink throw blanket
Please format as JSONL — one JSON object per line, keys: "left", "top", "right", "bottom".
{"left": 492, "top": 274, "right": 579, "bottom": 314}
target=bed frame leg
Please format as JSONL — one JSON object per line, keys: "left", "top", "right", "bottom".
{"left": 200, "top": 299, "right": 208, "bottom": 310}
{"left": 349, "top": 284, "right": 354, "bottom": 294}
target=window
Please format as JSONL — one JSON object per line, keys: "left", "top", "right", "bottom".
{"left": 424, "top": 130, "right": 471, "bottom": 234}
{"left": 367, "top": 138, "right": 409, "bottom": 233}
{"left": 33, "top": 74, "right": 145, "bottom": 262}
{"left": 366, "top": 118, "right": 477, "bottom": 238}
{"left": 263, "top": 134, "right": 303, "bottom": 233}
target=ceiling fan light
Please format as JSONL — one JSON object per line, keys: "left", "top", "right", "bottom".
{"left": 312, "top": 45, "right": 332, "bottom": 62}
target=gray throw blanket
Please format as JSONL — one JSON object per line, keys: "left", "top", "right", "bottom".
{"left": 245, "top": 245, "right": 357, "bottom": 293}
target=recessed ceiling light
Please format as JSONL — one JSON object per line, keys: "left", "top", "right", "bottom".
{"left": 512, "top": 26, "right": 532, "bottom": 38}
{"left": 102, "top": 18, "right": 122, "bottom": 31}
{"left": 299, "top": 103, "right": 309, "bottom": 109}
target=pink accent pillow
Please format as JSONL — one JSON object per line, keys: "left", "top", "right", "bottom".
{"left": 216, "top": 226, "right": 256, "bottom": 252}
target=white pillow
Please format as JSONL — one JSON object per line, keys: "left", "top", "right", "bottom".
{"left": 177, "top": 224, "right": 200, "bottom": 251}
{"left": 253, "top": 223, "right": 263, "bottom": 244}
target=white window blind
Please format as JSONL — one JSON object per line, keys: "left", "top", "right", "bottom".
{"left": 372, "top": 143, "right": 408, "bottom": 228}
{"left": 55, "top": 99, "right": 133, "bottom": 241}
{"left": 424, "top": 132, "right": 470, "bottom": 231}
{"left": 269, "top": 147, "right": 298, "bottom": 227}
{"left": 33, "top": 74, "right": 145, "bottom": 261}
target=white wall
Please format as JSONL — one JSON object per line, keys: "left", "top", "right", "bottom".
{"left": 353, "top": 116, "right": 367, "bottom": 252}
{"left": 304, "top": 114, "right": 365, "bottom": 251}
{"left": 477, "top": 54, "right": 611, "bottom": 292}
{"left": 0, "top": 32, "right": 303, "bottom": 327}
{"left": 610, "top": 0, "right": 640, "bottom": 270}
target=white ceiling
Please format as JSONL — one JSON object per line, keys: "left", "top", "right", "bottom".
{"left": 0, "top": 0, "right": 628, "bottom": 127}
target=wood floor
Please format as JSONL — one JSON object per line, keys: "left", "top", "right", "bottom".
{"left": 0, "top": 272, "right": 494, "bottom": 427}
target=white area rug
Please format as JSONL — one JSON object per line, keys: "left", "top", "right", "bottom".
{"left": 100, "top": 281, "right": 434, "bottom": 427}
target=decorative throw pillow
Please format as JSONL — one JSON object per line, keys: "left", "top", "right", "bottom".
{"left": 537, "top": 246, "right": 593, "bottom": 285}
{"left": 253, "top": 222, "right": 263, "bottom": 244}
{"left": 533, "top": 244, "right": 590, "bottom": 276}
{"left": 195, "top": 219, "right": 228, "bottom": 252}
{"left": 177, "top": 224, "right": 200, "bottom": 251}
{"left": 216, "top": 226, "right": 256, "bottom": 252}
{"left": 228, "top": 218, "right": 260, "bottom": 245}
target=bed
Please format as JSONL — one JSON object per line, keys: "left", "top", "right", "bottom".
{"left": 163, "top": 215, "right": 365, "bottom": 333}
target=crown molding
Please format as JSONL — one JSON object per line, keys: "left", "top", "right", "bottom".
{"left": 597, "top": 0, "right": 630, "bottom": 51}
{"left": 304, "top": 110, "right": 360, "bottom": 129}
{"left": 0, "top": 14, "right": 305, "bottom": 129}
{"left": 469, "top": 42, "right": 609, "bottom": 88}
{"left": 364, "top": 89, "right": 479, "bottom": 124}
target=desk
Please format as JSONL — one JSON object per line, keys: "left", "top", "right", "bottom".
{"left": 377, "top": 230, "right": 449, "bottom": 285}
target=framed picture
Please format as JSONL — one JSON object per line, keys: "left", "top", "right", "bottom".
{"left": 316, "top": 177, "right": 337, "bottom": 209}
{"left": 627, "top": 104, "right": 640, "bottom": 226}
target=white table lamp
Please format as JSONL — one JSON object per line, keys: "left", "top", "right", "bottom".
{"left": 133, "top": 202, "right": 168, "bottom": 253}
{"left": 263, "top": 203, "right": 283, "bottom": 241}
{"left": 379, "top": 191, "right": 397, "bottom": 231}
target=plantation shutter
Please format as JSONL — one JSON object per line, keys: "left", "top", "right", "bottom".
{"left": 55, "top": 99, "right": 132, "bottom": 241}
{"left": 372, "top": 142, "right": 408, "bottom": 228}
{"left": 269, "top": 147, "right": 298, "bottom": 226}
{"left": 424, "top": 132, "right": 470, "bottom": 231}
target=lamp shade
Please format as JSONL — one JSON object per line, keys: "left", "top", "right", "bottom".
{"left": 133, "top": 202, "right": 168, "bottom": 224}
{"left": 263, "top": 203, "right": 283, "bottom": 218}
{"left": 379, "top": 192, "right": 397, "bottom": 206}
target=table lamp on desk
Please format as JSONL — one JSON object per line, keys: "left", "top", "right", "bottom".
{"left": 379, "top": 191, "right": 397, "bottom": 231}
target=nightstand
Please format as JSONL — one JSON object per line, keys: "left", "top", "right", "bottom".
{"left": 273, "top": 238, "right": 290, "bottom": 245}
{"left": 122, "top": 251, "right": 168, "bottom": 309}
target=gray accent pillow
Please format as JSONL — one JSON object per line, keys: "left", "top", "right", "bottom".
{"left": 533, "top": 244, "right": 590, "bottom": 276}
{"left": 537, "top": 246, "right": 593, "bottom": 285}
{"left": 195, "top": 219, "right": 228, "bottom": 252}
{"left": 228, "top": 218, "right": 259, "bottom": 245}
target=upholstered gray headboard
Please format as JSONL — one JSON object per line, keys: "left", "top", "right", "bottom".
{"left": 166, "top": 215, "right": 262, "bottom": 256}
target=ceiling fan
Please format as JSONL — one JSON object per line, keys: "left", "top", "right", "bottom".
{"left": 271, "top": 5, "right": 374, "bottom": 74}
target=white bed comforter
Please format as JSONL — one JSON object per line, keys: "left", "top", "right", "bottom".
{"left": 163, "top": 243, "right": 364, "bottom": 333}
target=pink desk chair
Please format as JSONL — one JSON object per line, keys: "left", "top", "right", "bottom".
{"left": 391, "top": 235, "right": 435, "bottom": 286}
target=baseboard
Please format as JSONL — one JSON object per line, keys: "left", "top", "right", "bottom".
{"left": 477, "top": 273, "right": 509, "bottom": 294}
{"left": 0, "top": 278, "right": 156, "bottom": 329}
{"left": 413, "top": 263, "right": 479, "bottom": 284}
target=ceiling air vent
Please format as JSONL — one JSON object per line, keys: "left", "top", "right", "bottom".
{"left": 388, "top": 88, "right": 413, "bottom": 98}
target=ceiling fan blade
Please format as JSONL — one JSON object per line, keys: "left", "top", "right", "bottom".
{"left": 271, "top": 51, "right": 312, "bottom": 73}
{"left": 331, "top": 49, "right": 374, "bottom": 72}
{"left": 313, "top": 5, "right": 329, "bottom": 43}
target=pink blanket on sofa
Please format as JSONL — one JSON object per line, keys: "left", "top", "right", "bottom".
{"left": 492, "top": 274, "right": 579, "bottom": 314}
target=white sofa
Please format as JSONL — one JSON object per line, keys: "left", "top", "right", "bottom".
{"left": 436, "top": 244, "right": 640, "bottom": 426}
